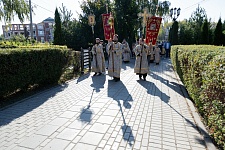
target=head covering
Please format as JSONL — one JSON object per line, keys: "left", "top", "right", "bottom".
{"left": 96, "top": 38, "right": 100, "bottom": 40}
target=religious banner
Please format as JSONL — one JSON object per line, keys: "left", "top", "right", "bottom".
{"left": 102, "top": 13, "right": 115, "bottom": 40}
{"left": 146, "top": 16, "right": 162, "bottom": 45}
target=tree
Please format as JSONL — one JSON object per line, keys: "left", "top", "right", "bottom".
{"left": 59, "top": 3, "right": 73, "bottom": 27}
{"left": 0, "top": 0, "right": 29, "bottom": 23}
{"left": 138, "top": 0, "right": 171, "bottom": 17}
{"left": 222, "top": 20, "right": 225, "bottom": 45}
{"left": 169, "top": 21, "right": 178, "bottom": 45}
{"left": 189, "top": 5, "right": 207, "bottom": 44}
{"left": 179, "top": 20, "right": 194, "bottom": 45}
{"left": 54, "top": 8, "right": 62, "bottom": 45}
{"left": 114, "top": 0, "right": 139, "bottom": 44}
{"left": 213, "top": 18, "right": 223, "bottom": 46}
{"left": 201, "top": 19, "right": 209, "bottom": 44}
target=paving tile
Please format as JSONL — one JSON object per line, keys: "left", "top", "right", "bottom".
{"left": 89, "top": 123, "right": 110, "bottom": 134}
{"left": 42, "top": 138, "right": 70, "bottom": 150}
{"left": 96, "top": 116, "right": 115, "bottom": 125}
{"left": 0, "top": 59, "right": 211, "bottom": 150}
{"left": 19, "top": 134, "right": 47, "bottom": 149}
{"left": 60, "top": 111, "right": 77, "bottom": 119}
{"left": 57, "top": 128, "right": 79, "bottom": 140}
{"left": 79, "top": 131, "right": 104, "bottom": 146}
{"left": 68, "top": 119, "right": 87, "bottom": 130}
{"left": 36, "top": 125, "right": 59, "bottom": 136}
{"left": 65, "top": 143, "right": 76, "bottom": 150}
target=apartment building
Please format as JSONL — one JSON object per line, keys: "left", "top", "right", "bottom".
{"left": 2, "top": 17, "right": 54, "bottom": 43}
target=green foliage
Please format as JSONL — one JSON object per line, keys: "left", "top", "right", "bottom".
{"left": 0, "top": 0, "right": 29, "bottom": 23}
{"left": 171, "top": 45, "right": 225, "bottom": 149}
{"left": 189, "top": 6, "right": 207, "bottom": 44}
{"left": 178, "top": 20, "right": 194, "bottom": 44}
{"left": 114, "top": 0, "right": 139, "bottom": 43}
{"left": 201, "top": 19, "right": 209, "bottom": 44}
{"left": 169, "top": 21, "right": 178, "bottom": 45}
{"left": 54, "top": 8, "right": 63, "bottom": 45}
{"left": 137, "top": 0, "right": 170, "bottom": 17}
{"left": 0, "top": 47, "right": 80, "bottom": 98}
{"left": 213, "top": 18, "right": 223, "bottom": 46}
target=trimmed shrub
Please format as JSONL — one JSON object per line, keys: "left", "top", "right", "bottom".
{"left": 171, "top": 45, "right": 225, "bottom": 149}
{"left": 0, "top": 47, "right": 80, "bottom": 98}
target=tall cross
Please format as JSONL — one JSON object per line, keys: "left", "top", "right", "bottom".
{"left": 138, "top": 8, "right": 152, "bottom": 27}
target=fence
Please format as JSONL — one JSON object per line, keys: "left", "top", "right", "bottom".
{"left": 80, "top": 47, "right": 91, "bottom": 74}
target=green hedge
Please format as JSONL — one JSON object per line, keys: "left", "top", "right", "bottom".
{"left": 0, "top": 47, "right": 79, "bottom": 98}
{"left": 171, "top": 45, "right": 225, "bottom": 149}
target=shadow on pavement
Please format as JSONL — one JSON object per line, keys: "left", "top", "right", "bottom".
{"left": 90, "top": 75, "right": 106, "bottom": 92}
{"left": 78, "top": 89, "right": 94, "bottom": 123}
{"left": 0, "top": 84, "right": 69, "bottom": 127}
{"left": 137, "top": 80, "right": 207, "bottom": 148}
{"left": 107, "top": 80, "right": 134, "bottom": 147}
{"left": 150, "top": 72, "right": 189, "bottom": 99}
{"left": 121, "top": 59, "right": 135, "bottom": 71}
{"left": 76, "top": 72, "right": 91, "bottom": 84}
{"left": 137, "top": 80, "right": 170, "bottom": 103}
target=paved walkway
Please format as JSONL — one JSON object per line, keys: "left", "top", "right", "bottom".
{"left": 0, "top": 58, "right": 215, "bottom": 150}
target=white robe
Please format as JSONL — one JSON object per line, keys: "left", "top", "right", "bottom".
{"left": 107, "top": 42, "right": 122, "bottom": 78}
{"left": 134, "top": 44, "right": 149, "bottom": 74}
{"left": 91, "top": 44, "right": 105, "bottom": 73}
{"left": 122, "top": 42, "right": 131, "bottom": 62}
{"left": 155, "top": 47, "right": 161, "bottom": 63}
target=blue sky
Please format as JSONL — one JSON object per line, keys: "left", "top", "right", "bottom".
{"left": 1, "top": 0, "right": 224, "bottom": 34}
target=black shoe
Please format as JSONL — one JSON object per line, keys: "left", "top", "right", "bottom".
{"left": 143, "top": 78, "right": 146, "bottom": 81}
{"left": 93, "top": 73, "right": 97, "bottom": 76}
{"left": 115, "top": 78, "right": 120, "bottom": 82}
{"left": 98, "top": 72, "right": 102, "bottom": 76}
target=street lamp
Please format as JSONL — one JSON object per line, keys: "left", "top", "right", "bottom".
{"left": 170, "top": 7, "right": 181, "bottom": 21}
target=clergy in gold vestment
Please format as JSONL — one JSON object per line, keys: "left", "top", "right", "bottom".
{"left": 134, "top": 38, "right": 149, "bottom": 81}
{"left": 91, "top": 38, "right": 106, "bottom": 76}
{"left": 122, "top": 39, "right": 131, "bottom": 62}
{"left": 107, "top": 34, "right": 122, "bottom": 82}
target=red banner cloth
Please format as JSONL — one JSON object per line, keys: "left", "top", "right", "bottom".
{"left": 102, "top": 14, "right": 115, "bottom": 40}
{"left": 146, "top": 16, "right": 162, "bottom": 45}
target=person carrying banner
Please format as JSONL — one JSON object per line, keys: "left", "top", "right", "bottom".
{"left": 107, "top": 34, "right": 122, "bottom": 82}
{"left": 122, "top": 39, "right": 131, "bottom": 62}
{"left": 91, "top": 38, "right": 106, "bottom": 76}
{"left": 134, "top": 38, "right": 149, "bottom": 81}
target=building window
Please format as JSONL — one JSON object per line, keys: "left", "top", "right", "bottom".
{"left": 20, "top": 25, "right": 24, "bottom": 30}
{"left": 15, "top": 32, "right": 18, "bottom": 35}
{"left": 8, "top": 33, "right": 11, "bottom": 37}
{"left": 38, "top": 25, "right": 43, "bottom": 29}
{"left": 14, "top": 25, "right": 18, "bottom": 30}
{"left": 38, "top": 30, "right": 44, "bottom": 35}
{"left": 49, "top": 22, "right": 53, "bottom": 27}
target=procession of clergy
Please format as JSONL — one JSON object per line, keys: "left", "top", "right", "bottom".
{"left": 91, "top": 34, "right": 162, "bottom": 82}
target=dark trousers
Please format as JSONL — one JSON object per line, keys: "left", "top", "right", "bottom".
{"left": 165, "top": 49, "right": 170, "bottom": 58}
